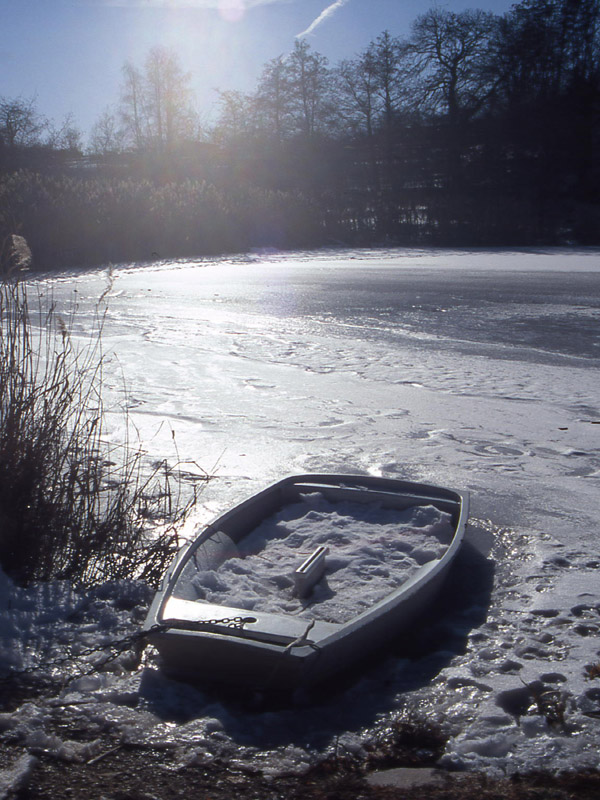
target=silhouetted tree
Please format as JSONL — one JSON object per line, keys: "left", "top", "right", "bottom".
{"left": 145, "top": 47, "right": 199, "bottom": 152}
{"left": 336, "top": 47, "right": 383, "bottom": 219}
{"left": 46, "top": 113, "right": 82, "bottom": 153}
{"left": 370, "top": 31, "right": 406, "bottom": 135}
{"left": 255, "top": 56, "right": 293, "bottom": 144}
{"left": 213, "top": 90, "right": 257, "bottom": 145}
{"left": 4, "top": 4, "right": 600, "bottom": 259}
{"left": 88, "top": 108, "right": 126, "bottom": 155}
{"left": 0, "top": 96, "right": 82, "bottom": 173}
{"left": 120, "top": 62, "right": 146, "bottom": 151}
{"left": 337, "top": 54, "right": 379, "bottom": 137}
{"left": 337, "top": 31, "right": 423, "bottom": 238}
{"left": 493, "top": 0, "right": 599, "bottom": 105}
{"left": 118, "top": 47, "right": 200, "bottom": 153}
{"left": 0, "top": 96, "right": 47, "bottom": 148}
{"left": 406, "top": 8, "right": 500, "bottom": 125}
{"left": 287, "top": 40, "right": 334, "bottom": 138}
{"left": 489, "top": 0, "right": 600, "bottom": 240}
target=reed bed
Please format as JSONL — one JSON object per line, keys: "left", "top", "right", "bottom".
{"left": 0, "top": 171, "right": 325, "bottom": 271}
{"left": 0, "top": 243, "right": 199, "bottom": 586}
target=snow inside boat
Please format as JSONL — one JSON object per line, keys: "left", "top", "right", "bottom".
{"left": 143, "top": 474, "right": 469, "bottom": 690}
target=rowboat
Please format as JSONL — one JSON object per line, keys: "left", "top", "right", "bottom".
{"left": 143, "top": 474, "right": 469, "bottom": 690}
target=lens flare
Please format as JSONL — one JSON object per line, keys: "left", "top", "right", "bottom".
{"left": 218, "top": 0, "right": 245, "bottom": 23}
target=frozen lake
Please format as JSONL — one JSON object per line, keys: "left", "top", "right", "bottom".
{"left": 44, "top": 247, "right": 600, "bottom": 510}
{"left": 4, "top": 246, "right": 600, "bottom": 780}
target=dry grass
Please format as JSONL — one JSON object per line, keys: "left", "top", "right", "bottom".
{"left": 0, "top": 241, "right": 201, "bottom": 587}
{"left": 8, "top": 741, "right": 600, "bottom": 800}
{"left": 584, "top": 662, "right": 600, "bottom": 680}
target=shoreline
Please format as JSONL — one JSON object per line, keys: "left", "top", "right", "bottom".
{"left": 3, "top": 737, "right": 600, "bottom": 800}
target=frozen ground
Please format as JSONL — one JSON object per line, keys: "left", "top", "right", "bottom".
{"left": 2, "top": 247, "right": 600, "bottom": 786}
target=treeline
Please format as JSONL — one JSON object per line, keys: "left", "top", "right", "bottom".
{"left": 1, "top": 0, "right": 599, "bottom": 269}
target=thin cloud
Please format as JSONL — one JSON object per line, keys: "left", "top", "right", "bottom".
{"left": 296, "top": 0, "right": 350, "bottom": 38}
{"left": 83, "top": 1, "right": 286, "bottom": 8}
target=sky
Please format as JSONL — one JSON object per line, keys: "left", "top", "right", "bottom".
{"left": 1, "top": 0, "right": 515, "bottom": 141}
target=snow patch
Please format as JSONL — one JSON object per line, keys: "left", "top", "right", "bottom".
{"left": 175, "top": 492, "right": 453, "bottom": 622}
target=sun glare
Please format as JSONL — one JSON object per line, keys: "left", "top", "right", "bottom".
{"left": 218, "top": 0, "right": 245, "bottom": 23}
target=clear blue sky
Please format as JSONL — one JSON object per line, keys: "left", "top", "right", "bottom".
{"left": 1, "top": 0, "right": 515, "bottom": 139}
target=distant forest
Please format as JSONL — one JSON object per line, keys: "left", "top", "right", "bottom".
{"left": 1, "top": 0, "right": 599, "bottom": 270}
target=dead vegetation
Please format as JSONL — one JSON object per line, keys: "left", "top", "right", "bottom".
{"left": 0, "top": 240, "right": 204, "bottom": 587}
{"left": 584, "top": 662, "right": 600, "bottom": 681}
{"left": 4, "top": 738, "right": 600, "bottom": 800}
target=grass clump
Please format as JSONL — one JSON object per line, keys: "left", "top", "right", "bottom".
{"left": 0, "top": 239, "right": 198, "bottom": 587}
{"left": 584, "top": 662, "right": 600, "bottom": 680}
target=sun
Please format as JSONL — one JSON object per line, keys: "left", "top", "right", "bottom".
{"left": 218, "top": 0, "right": 246, "bottom": 23}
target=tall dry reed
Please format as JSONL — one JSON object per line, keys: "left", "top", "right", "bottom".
{"left": 0, "top": 242, "right": 198, "bottom": 586}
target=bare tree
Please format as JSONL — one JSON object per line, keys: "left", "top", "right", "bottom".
{"left": 88, "top": 108, "right": 126, "bottom": 155}
{"left": 370, "top": 31, "right": 406, "bottom": 133}
{"left": 336, "top": 48, "right": 383, "bottom": 204}
{"left": 213, "top": 89, "right": 257, "bottom": 145}
{"left": 119, "top": 47, "right": 199, "bottom": 153}
{"left": 46, "top": 113, "right": 82, "bottom": 152}
{"left": 120, "top": 62, "right": 147, "bottom": 150}
{"left": 255, "top": 55, "right": 293, "bottom": 143}
{"left": 493, "top": 0, "right": 600, "bottom": 105}
{"left": 144, "top": 46, "right": 198, "bottom": 152}
{"left": 286, "top": 40, "right": 334, "bottom": 138}
{"left": 0, "top": 96, "right": 47, "bottom": 148}
{"left": 336, "top": 51, "right": 380, "bottom": 137}
{"left": 406, "top": 8, "right": 500, "bottom": 125}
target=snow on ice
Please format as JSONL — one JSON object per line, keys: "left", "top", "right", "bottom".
{"left": 176, "top": 493, "right": 453, "bottom": 622}
{"left": 2, "top": 247, "right": 600, "bottom": 778}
